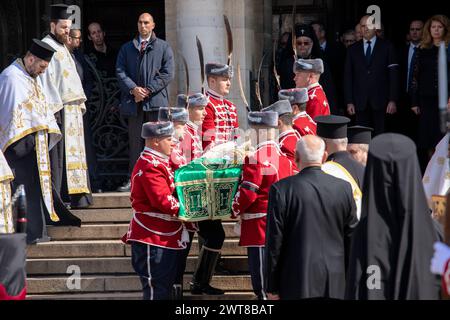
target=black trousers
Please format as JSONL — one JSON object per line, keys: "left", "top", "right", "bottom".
{"left": 131, "top": 242, "right": 179, "bottom": 300}
{"left": 247, "top": 247, "right": 267, "bottom": 300}
{"left": 355, "top": 107, "right": 386, "bottom": 137}
{"left": 128, "top": 108, "right": 160, "bottom": 175}
{"left": 197, "top": 220, "right": 225, "bottom": 250}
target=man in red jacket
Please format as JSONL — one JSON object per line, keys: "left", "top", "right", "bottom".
{"left": 191, "top": 63, "right": 238, "bottom": 295}
{"left": 122, "top": 121, "right": 189, "bottom": 300}
{"left": 232, "top": 111, "right": 295, "bottom": 299}
{"left": 201, "top": 63, "right": 239, "bottom": 151}
{"left": 262, "top": 100, "right": 301, "bottom": 171}
{"left": 294, "top": 58, "right": 330, "bottom": 120}
{"left": 182, "top": 93, "right": 207, "bottom": 163}
{"left": 278, "top": 88, "right": 317, "bottom": 137}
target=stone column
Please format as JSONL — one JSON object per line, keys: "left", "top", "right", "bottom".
{"left": 176, "top": 0, "right": 226, "bottom": 94}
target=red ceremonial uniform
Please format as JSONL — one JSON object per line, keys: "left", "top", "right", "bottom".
{"left": 122, "top": 147, "right": 187, "bottom": 250}
{"left": 201, "top": 89, "right": 239, "bottom": 150}
{"left": 169, "top": 139, "right": 187, "bottom": 172}
{"left": 170, "top": 137, "right": 199, "bottom": 233}
{"left": 232, "top": 141, "right": 295, "bottom": 247}
{"left": 278, "top": 129, "right": 302, "bottom": 166}
{"left": 306, "top": 83, "right": 330, "bottom": 120}
{"left": 293, "top": 111, "right": 317, "bottom": 136}
{"left": 181, "top": 121, "right": 203, "bottom": 163}
{"left": 443, "top": 259, "right": 450, "bottom": 295}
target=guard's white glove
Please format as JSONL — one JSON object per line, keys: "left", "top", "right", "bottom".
{"left": 430, "top": 242, "right": 450, "bottom": 275}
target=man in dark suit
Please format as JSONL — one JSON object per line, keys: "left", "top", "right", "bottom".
{"left": 312, "top": 22, "right": 346, "bottom": 114}
{"left": 265, "top": 135, "right": 358, "bottom": 300}
{"left": 345, "top": 15, "right": 399, "bottom": 136}
{"left": 396, "top": 20, "right": 424, "bottom": 141}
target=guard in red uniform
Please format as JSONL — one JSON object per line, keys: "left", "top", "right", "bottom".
{"left": 293, "top": 58, "right": 330, "bottom": 120}
{"left": 191, "top": 63, "right": 238, "bottom": 295}
{"left": 122, "top": 121, "right": 189, "bottom": 300}
{"left": 182, "top": 93, "right": 208, "bottom": 163}
{"left": 279, "top": 88, "right": 317, "bottom": 136}
{"left": 232, "top": 111, "right": 295, "bottom": 299}
{"left": 158, "top": 100, "right": 190, "bottom": 171}
{"left": 202, "top": 63, "right": 239, "bottom": 151}
{"left": 159, "top": 99, "right": 202, "bottom": 299}
{"left": 262, "top": 100, "right": 301, "bottom": 170}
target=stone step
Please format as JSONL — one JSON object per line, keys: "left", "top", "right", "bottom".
{"left": 91, "top": 193, "right": 131, "bottom": 209}
{"left": 72, "top": 209, "right": 132, "bottom": 224}
{"left": 47, "top": 222, "right": 238, "bottom": 241}
{"left": 27, "top": 239, "right": 245, "bottom": 259}
{"left": 27, "top": 256, "right": 249, "bottom": 275}
{"left": 26, "top": 275, "right": 253, "bottom": 294}
{"left": 26, "top": 291, "right": 255, "bottom": 300}
{"left": 72, "top": 208, "right": 236, "bottom": 224}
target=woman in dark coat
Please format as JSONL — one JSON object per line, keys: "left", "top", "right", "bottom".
{"left": 410, "top": 15, "right": 450, "bottom": 172}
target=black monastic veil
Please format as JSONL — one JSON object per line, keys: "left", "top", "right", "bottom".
{"left": 346, "top": 133, "right": 442, "bottom": 300}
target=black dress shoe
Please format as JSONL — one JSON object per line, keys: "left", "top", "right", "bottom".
{"left": 190, "top": 283, "right": 225, "bottom": 295}
{"left": 116, "top": 180, "right": 131, "bottom": 192}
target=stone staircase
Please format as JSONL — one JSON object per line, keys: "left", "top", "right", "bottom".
{"left": 26, "top": 193, "right": 254, "bottom": 300}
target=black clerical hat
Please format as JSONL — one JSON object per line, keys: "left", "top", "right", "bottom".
{"left": 50, "top": 4, "right": 72, "bottom": 20}
{"left": 295, "top": 24, "right": 316, "bottom": 40}
{"left": 348, "top": 126, "right": 373, "bottom": 144}
{"left": 29, "top": 39, "right": 56, "bottom": 62}
{"left": 315, "top": 115, "right": 351, "bottom": 139}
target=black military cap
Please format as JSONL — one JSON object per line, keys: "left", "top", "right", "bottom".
{"left": 29, "top": 39, "right": 56, "bottom": 62}
{"left": 50, "top": 4, "right": 72, "bottom": 20}
{"left": 348, "top": 126, "right": 374, "bottom": 145}
{"left": 315, "top": 115, "right": 351, "bottom": 139}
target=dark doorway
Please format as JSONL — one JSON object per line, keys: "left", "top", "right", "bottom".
{"left": 82, "top": 0, "right": 166, "bottom": 50}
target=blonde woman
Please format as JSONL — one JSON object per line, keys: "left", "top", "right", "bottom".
{"left": 410, "top": 15, "right": 450, "bottom": 172}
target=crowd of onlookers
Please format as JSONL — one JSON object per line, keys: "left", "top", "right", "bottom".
{"left": 276, "top": 14, "right": 450, "bottom": 172}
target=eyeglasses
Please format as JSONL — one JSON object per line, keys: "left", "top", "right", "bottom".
{"left": 70, "top": 36, "right": 82, "bottom": 40}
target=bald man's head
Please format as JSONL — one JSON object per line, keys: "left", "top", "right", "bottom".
{"left": 296, "top": 135, "right": 326, "bottom": 168}
{"left": 138, "top": 13, "right": 155, "bottom": 38}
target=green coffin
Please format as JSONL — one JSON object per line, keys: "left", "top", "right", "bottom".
{"left": 175, "top": 158, "right": 242, "bottom": 222}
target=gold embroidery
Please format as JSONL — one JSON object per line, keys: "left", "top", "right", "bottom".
{"left": 423, "top": 176, "right": 430, "bottom": 184}
{"left": 438, "top": 157, "right": 445, "bottom": 166}
{"left": 62, "top": 70, "right": 69, "bottom": 79}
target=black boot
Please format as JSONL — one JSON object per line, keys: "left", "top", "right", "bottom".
{"left": 190, "top": 248, "right": 225, "bottom": 295}
{"left": 116, "top": 180, "right": 131, "bottom": 192}
{"left": 172, "top": 284, "right": 183, "bottom": 300}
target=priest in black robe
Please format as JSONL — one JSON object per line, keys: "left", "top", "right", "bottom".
{"left": 265, "top": 135, "right": 358, "bottom": 300}
{"left": 346, "top": 133, "right": 442, "bottom": 300}
{"left": 316, "top": 115, "right": 365, "bottom": 189}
